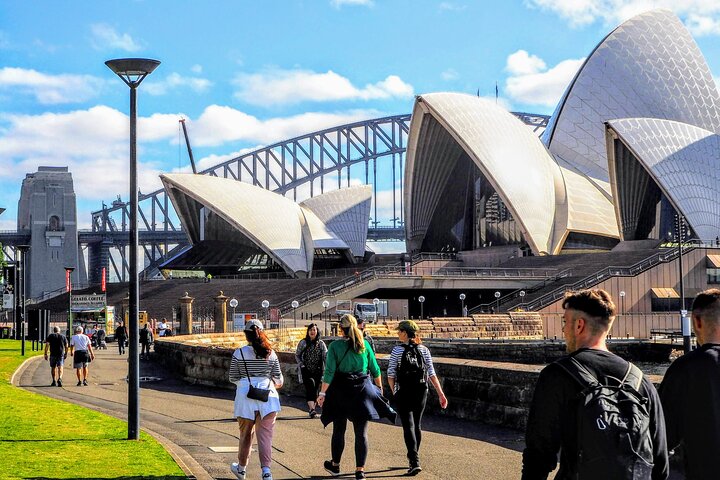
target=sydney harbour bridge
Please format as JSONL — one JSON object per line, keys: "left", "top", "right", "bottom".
{"left": 1, "top": 111, "right": 548, "bottom": 286}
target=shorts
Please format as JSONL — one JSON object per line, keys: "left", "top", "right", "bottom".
{"left": 73, "top": 350, "right": 90, "bottom": 369}
{"left": 49, "top": 355, "right": 64, "bottom": 368}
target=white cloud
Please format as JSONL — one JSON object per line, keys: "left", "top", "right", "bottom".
{"left": 144, "top": 72, "right": 212, "bottom": 96}
{"left": 0, "top": 67, "right": 102, "bottom": 104}
{"left": 441, "top": 69, "right": 459, "bottom": 81}
{"left": 191, "top": 64, "right": 203, "bottom": 74}
{"left": 233, "top": 69, "right": 413, "bottom": 106}
{"left": 525, "top": 1, "right": 720, "bottom": 36}
{"left": 504, "top": 50, "right": 584, "bottom": 107}
{"left": 330, "top": 0, "right": 373, "bottom": 8}
{"left": 505, "top": 50, "right": 547, "bottom": 75}
{"left": 439, "top": 2, "right": 467, "bottom": 12}
{"left": 90, "top": 23, "right": 143, "bottom": 51}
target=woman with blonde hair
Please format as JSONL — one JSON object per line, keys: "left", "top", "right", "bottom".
{"left": 228, "top": 319, "right": 283, "bottom": 480}
{"left": 317, "top": 314, "right": 395, "bottom": 479}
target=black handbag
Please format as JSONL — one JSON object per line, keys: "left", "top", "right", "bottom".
{"left": 239, "top": 348, "right": 271, "bottom": 402}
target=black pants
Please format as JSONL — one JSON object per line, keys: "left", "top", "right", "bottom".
{"left": 117, "top": 338, "right": 126, "bottom": 354}
{"left": 301, "top": 367, "right": 323, "bottom": 402}
{"left": 141, "top": 342, "right": 151, "bottom": 357}
{"left": 395, "top": 386, "right": 428, "bottom": 464}
{"left": 331, "top": 417, "right": 369, "bottom": 468}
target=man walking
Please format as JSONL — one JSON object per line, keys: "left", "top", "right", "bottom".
{"left": 69, "top": 325, "right": 95, "bottom": 386}
{"left": 115, "top": 321, "right": 128, "bottom": 355}
{"left": 43, "top": 326, "right": 68, "bottom": 387}
{"left": 139, "top": 322, "right": 153, "bottom": 360}
{"left": 659, "top": 288, "right": 720, "bottom": 479}
{"left": 522, "top": 289, "right": 668, "bottom": 479}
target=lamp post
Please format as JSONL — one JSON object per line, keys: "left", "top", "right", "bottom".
{"left": 106, "top": 57, "right": 160, "bottom": 441}
{"left": 16, "top": 245, "right": 29, "bottom": 356}
{"left": 494, "top": 291, "right": 501, "bottom": 312}
{"left": 459, "top": 293, "right": 466, "bottom": 317}
{"left": 261, "top": 299, "right": 270, "bottom": 324}
{"left": 65, "top": 266, "right": 75, "bottom": 339}
{"left": 418, "top": 295, "right": 425, "bottom": 319}
{"left": 322, "top": 300, "right": 330, "bottom": 335}
{"left": 519, "top": 290, "right": 526, "bottom": 309}
{"left": 291, "top": 300, "right": 299, "bottom": 328}
{"left": 373, "top": 298, "right": 380, "bottom": 321}
{"left": 675, "top": 214, "right": 691, "bottom": 353}
{"left": 229, "top": 298, "right": 238, "bottom": 331}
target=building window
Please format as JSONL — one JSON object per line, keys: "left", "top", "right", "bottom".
{"left": 48, "top": 215, "right": 61, "bottom": 231}
{"left": 708, "top": 268, "right": 720, "bottom": 284}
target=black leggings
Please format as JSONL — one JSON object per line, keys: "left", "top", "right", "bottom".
{"left": 395, "top": 386, "right": 428, "bottom": 463}
{"left": 331, "top": 417, "right": 369, "bottom": 468}
{"left": 117, "top": 338, "right": 125, "bottom": 354}
{"left": 301, "top": 368, "right": 322, "bottom": 402}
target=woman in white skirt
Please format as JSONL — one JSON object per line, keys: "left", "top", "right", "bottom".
{"left": 228, "top": 319, "right": 284, "bottom": 480}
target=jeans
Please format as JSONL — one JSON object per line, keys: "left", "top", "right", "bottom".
{"left": 331, "top": 417, "right": 369, "bottom": 468}
{"left": 395, "top": 385, "right": 428, "bottom": 464}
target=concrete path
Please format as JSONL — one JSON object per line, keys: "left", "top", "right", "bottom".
{"left": 16, "top": 347, "right": 527, "bottom": 479}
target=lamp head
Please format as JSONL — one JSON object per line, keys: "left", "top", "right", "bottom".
{"left": 105, "top": 58, "right": 160, "bottom": 87}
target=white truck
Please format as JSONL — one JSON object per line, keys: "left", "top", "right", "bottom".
{"left": 335, "top": 299, "right": 379, "bottom": 323}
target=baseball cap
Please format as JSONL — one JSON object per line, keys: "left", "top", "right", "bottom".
{"left": 244, "top": 319, "right": 264, "bottom": 331}
{"left": 397, "top": 320, "right": 419, "bottom": 333}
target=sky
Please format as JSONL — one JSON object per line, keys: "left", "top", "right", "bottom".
{"left": 1, "top": 0, "right": 719, "bottom": 253}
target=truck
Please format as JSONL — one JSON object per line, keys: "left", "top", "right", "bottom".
{"left": 335, "top": 299, "right": 380, "bottom": 323}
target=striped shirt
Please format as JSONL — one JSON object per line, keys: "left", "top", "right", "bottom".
{"left": 387, "top": 343, "right": 436, "bottom": 383}
{"left": 229, "top": 345, "right": 283, "bottom": 383}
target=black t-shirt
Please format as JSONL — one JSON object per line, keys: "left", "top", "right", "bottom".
{"left": 45, "top": 333, "right": 67, "bottom": 357}
{"left": 659, "top": 344, "right": 720, "bottom": 480}
{"left": 522, "top": 348, "right": 668, "bottom": 480}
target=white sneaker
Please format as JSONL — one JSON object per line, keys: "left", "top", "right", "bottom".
{"left": 230, "top": 463, "right": 246, "bottom": 480}
{"left": 261, "top": 472, "right": 273, "bottom": 480}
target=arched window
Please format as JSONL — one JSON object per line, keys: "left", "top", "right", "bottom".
{"left": 48, "top": 215, "right": 61, "bottom": 231}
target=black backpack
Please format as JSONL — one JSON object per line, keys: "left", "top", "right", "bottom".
{"left": 396, "top": 343, "right": 427, "bottom": 387}
{"left": 556, "top": 357, "right": 654, "bottom": 480}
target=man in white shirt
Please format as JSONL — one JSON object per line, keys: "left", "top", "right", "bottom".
{"left": 69, "top": 325, "right": 95, "bottom": 386}
{"left": 157, "top": 318, "right": 169, "bottom": 337}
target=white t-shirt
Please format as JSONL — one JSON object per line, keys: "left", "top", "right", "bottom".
{"left": 158, "top": 322, "right": 168, "bottom": 335}
{"left": 70, "top": 334, "right": 91, "bottom": 351}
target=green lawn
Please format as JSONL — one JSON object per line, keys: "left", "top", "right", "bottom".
{"left": 0, "top": 339, "right": 186, "bottom": 479}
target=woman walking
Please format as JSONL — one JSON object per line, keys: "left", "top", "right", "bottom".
{"left": 317, "top": 314, "right": 395, "bottom": 479}
{"left": 387, "top": 320, "right": 448, "bottom": 475}
{"left": 295, "top": 323, "right": 327, "bottom": 418}
{"left": 228, "top": 319, "right": 283, "bottom": 480}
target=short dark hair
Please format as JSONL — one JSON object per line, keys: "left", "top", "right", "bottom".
{"left": 562, "top": 289, "right": 616, "bottom": 333}
{"left": 692, "top": 288, "right": 720, "bottom": 324}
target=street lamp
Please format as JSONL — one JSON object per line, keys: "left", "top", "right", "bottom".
{"left": 674, "top": 214, "right": 691, "bottom": 353}
{"left": 459, "top": 293, "right": 466, "bottom": 317}
{"left": 373, "top": 298, "right": 380, "bottom": 321}
{"left": 519, "top": 290, "right": 526, "bottom": 310}
{"left": 16, "top": 245, "right": 29, "bottom": 356}
{"left": 619, "top": 291, "right": 626, "bottom": 315}
{"left": 65, "top": 266, "right": 75, "bottom": 338}
{"left": 106, "top": 57, "right": 160, "bottom": 441}
{"left": 229, "top": 298, "right": 238, "bottom": 330}
{"left": 418, "top": 295, "right": 425, "bottom": 319}
{"left": 322, "top": 300, "right": 330, "bottom": 335}
{"left": 261, "top": 299, "right": 270, "bottom": 324}
{"left": 494, "top": 291, "right": 501, "bottom": 312}
{"left": 291, "top": 300, "right": 299, "bottom": 327}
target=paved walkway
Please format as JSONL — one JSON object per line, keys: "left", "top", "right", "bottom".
{"left": 16, "top": 347, "right": 527, "bottom": 479}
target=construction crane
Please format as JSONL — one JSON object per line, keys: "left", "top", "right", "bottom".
{"left": 179, "top": 118, "right": 197, "bottom": 174}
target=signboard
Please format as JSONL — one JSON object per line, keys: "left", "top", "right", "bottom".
{"left": 71, "top": 294, "right": 106, "bottom": 312}
{"left": 233, "top": 312, "right": 257, "bottom": 330}
{"left": 2, "top": 294, "right": 13, "bottom": 310}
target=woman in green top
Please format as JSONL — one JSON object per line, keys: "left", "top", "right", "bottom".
{"left": 317, "top": 315, "right": 394, "bottom": 480}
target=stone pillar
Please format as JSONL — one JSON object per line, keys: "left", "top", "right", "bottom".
{"left": 213, "top": 291, "right": 229, "bottom": 333}
{"left": 179, "top": 292, "right": 194, "bottom": 335}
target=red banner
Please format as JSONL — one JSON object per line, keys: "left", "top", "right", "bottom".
{"left": 101, "top": 267, "right": 106, "bottom": 292}
{"left": 66, "top": 269, "right": 71, "bottom": 292}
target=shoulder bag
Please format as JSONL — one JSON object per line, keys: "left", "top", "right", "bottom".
{"left": 239, "top": 348, "right": 271, "bottom": 402}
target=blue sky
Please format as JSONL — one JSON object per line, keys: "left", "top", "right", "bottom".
{"left": 1, "top": 0, "right": 719, "bottom": 252}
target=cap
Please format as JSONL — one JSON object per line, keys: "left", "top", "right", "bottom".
{"left": 244, "top": 319, "right": 264, "bottom": 332}
{"left": 397, "top": 320, "right": 419, "bottom": 333}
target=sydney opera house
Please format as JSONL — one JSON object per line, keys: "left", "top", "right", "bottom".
{"left": 162, "top": 9, "right": 720, "bottom": 277}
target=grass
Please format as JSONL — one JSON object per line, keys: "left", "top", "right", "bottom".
{"left": 0, "top": 339, "right": 186, "bottom": 479}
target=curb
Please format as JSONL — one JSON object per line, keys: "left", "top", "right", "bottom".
{"left": 11, "top": 354, "right": 213, "bottom": 480}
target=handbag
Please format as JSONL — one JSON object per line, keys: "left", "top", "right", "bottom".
{"left": 239, "top": 348, "right": 271, "bottom": 402}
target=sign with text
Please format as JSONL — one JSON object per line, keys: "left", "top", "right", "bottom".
{"left": 71, "top": 294, "right": 106, "bottom": 311}
{"left": 2, "top": 294, "right": 13, "bottom": 310}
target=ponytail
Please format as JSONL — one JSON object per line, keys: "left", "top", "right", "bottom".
{"left": 339, "top": 314, "right": 365, "bottom": 354}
